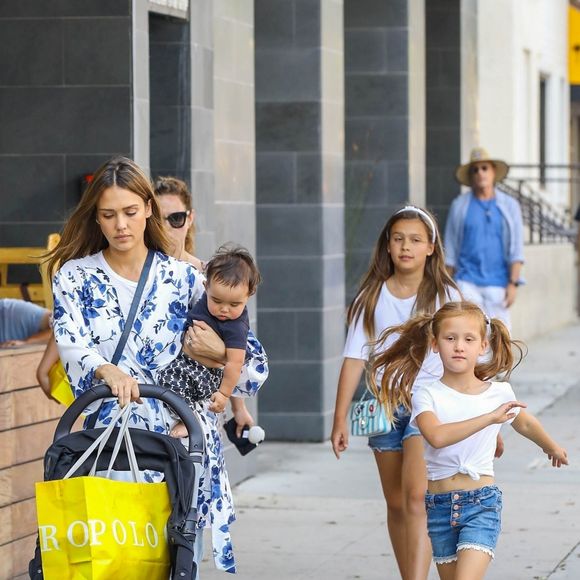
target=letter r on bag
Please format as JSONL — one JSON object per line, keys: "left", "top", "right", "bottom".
{"left": 39, "top": 525, "right": 60, "bottom": 552}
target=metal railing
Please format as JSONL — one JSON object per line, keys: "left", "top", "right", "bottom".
{"left": 494, "top": 163, "right": 577, "bottom": 244}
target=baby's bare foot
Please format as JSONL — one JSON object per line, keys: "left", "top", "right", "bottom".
{"left": 170, "top": 421, "right": 188, "bottom": 439}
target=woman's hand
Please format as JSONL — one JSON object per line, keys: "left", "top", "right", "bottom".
{"left": 231, "top": 397, "right": 255, "bottom": 437}
{"left": 488, "top": 400, "right": 526, "bottom": 424}
{"left": 545, "top": 446, "right": 568, "bottom": 468}
{"left": 183, "top": 321, "right": 226, "bottom": 363}
{"left": 331, "top": 418, "right": 349, "bottom": 459}
{"left": 96, "top": 364, "right": 142, "bottom": 407}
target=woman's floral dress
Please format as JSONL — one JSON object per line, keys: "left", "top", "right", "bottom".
{"left": 53, "top": 251, "right": 268, "bottom": 574}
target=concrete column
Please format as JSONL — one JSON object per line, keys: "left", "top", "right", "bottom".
{"left": 344, "top": 0, "right": 425, "bottom": 301}
{"left": 255, "top": 0, "right": 345, "bottom": 441}
{"left": 426, "top": 0, "right": 478, "bottom": 225}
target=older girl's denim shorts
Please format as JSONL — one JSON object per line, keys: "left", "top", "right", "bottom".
{"left": 368, "top": 405, "right": 420, "bottom": 452}
{"left": 425, "top": 485, "right": 502, "bottom": 564}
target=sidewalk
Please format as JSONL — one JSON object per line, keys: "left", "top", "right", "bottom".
{"left": 201, "top": 322, "right": 580, "bottom": 580}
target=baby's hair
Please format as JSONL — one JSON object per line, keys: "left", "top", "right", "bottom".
{"left": 205, "top": 244, "right": 262, "bottom": 296}
{"left": 367, "top": 301, "right": 526, "bottom": 422}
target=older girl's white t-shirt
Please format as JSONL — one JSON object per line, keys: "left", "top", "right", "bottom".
{"left": 343, "top": 283, "right": 458, "bottom": 390}
{"left": 410, "top": 380, "right": 520, "bottom": 481}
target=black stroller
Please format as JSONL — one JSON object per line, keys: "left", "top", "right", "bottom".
{"left": 29, "top": 384, "right": 205, "bottom": 580}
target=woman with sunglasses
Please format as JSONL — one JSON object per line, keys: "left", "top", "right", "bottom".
{"left": 154, "top": 176, "right": 258, "bottom": 436}
{"left": 47, "top": 158, "right": 268, "bottom": 577}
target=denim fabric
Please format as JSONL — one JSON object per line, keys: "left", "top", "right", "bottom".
{"left": 425, "top": 485, "right": 502, "bottom": 564}
{"left": 368, "top": 405, "right": 421, "bottom": 452}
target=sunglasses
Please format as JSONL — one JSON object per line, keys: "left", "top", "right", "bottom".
{"left": 164, "top": 211, "right": 191, "bottom": 229}
{"left": 470, "top": 164, "right": 490, "bottom": 174}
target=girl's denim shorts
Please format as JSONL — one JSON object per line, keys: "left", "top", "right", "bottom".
{"left": 368, "top": 405, "right": 421, "bottom": 452}
{"left": 425, "top": 485, "right": 502, "bottom": 564}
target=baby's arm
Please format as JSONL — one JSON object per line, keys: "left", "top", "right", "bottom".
{"left": 209, "top": 347, "right": 246, "bottom": 413}
{"left": 511, "top": 410, "right": 568, "bottom": 467}
{"left": 416, "top": 400, "right": 526, "bottom": 449}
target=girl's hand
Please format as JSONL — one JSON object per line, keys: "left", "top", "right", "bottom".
{"left": 184, "top": 321, "right": 226, "bottom": 363}
{"left": 331, "top": 419, "right": 349, "bottom": 459}
{"left": 96, "top": 364, "right": 141, "bottom": 407}
{"left": 209, "top": 391, "right": 229, "bottom": 413}
{"left": 488, "top": 400, "right": 527, "bottom": 424}
{"left": 545, "top": 446, "right": 568, "bottom": 468}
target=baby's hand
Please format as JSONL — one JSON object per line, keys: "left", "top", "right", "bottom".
{"left": 489, "top": 400, "right": 527, "bottom": 424}
{"left": 545, "top": 446, "right": 568, "bottom": 468}
{"left": 209, "top": 391, "right": 229, "bottom": 414}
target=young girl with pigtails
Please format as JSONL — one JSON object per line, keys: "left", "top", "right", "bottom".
{"left": 331, "top": 206, "right": 460, "bottom": 579}
{"left": 369, "top": 301, "right": 568, "bottom": 580}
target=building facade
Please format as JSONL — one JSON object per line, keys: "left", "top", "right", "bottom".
{"left": 0, "top": 0, "right": 576, "bottom": 450}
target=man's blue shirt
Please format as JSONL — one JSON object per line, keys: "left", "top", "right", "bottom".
{"left": 455, "top": 197, "right": 509, "bottom": 287}
{"left": 0, "top": 298, "right": 46, "bottom": 342}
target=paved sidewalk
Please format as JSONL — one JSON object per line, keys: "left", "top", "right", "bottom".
{"left": 200, "top": 322, "right": 580, "bottom": 580}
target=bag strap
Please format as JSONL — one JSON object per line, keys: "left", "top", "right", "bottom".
{"left": 86, "top": 249, "right": 154, "bottom": 428}
{"left": 111, "top": 249, "right": 154, "bottom": 366}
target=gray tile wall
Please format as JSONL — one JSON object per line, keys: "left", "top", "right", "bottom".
{"left": 344, "top": 0, "right": 413, "bottom": 302}
{"left": 149, "top": 13, "right": 191, "bottom": 184}
{"left": 425, "top": 0, "right": 462, "bottom": 226}
{"left": 0, "top": 0, "right": 132, "bottom": 262}
{"left": 255, "top": 0, "right": 345, "bottom": 441}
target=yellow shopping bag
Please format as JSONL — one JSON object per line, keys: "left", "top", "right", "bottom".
{"left": 48, "top": 360, "right": 75, "bottom": 407}
{"left": 35, "top": 405, "right": 172, "bottom": 579}
{"left": 35, "top": 476, "right": 172, "bottom": 580}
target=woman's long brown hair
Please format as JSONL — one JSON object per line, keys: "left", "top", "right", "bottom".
{"left": 347, "top": 207, "right": 459, "bottom": 340}
{"left": 368, "top": 301, "right": 526, "bottom": 422}
{"left": 46, "top": 157, "right": 170, "bottom": 276}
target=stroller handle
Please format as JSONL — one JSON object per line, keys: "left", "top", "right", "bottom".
{"left": 53, "top": 383, "right": 204, "bottom": 454}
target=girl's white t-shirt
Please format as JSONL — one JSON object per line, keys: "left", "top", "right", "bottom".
{"left": 343, "top": 283, "right": 457, "bottom": 390}
{"left": 410, "top": 380, "right": 520, "bottom": 481}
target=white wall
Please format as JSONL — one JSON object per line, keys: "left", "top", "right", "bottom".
{"left": 511, "top": 244, "right": 577, "bottom": 341}
{"left": 478, "top": 0, "right": 570, "bottom": 209}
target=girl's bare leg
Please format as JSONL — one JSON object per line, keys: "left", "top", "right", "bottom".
{"left": 374, "top": 450, "right": 407, "bottom": 577}
{"left": 454, "top": 549, "right": 491, "bottom": 580}
{"left": 435, "top": 562, "right": 457, "bottom": 580}
{"left": 401, "top": 435, "right": 432, "bottom": 580}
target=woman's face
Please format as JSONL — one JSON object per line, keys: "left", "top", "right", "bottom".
{"left": 96, "top": 186, "right": 151, "bottom": 253}
{"left": 157, "top": 194, "right": 194, "bottom": 257}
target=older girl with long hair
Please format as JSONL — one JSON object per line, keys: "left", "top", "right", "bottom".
{"left": 331, "top": 206, "right": 460, "bottom": 579}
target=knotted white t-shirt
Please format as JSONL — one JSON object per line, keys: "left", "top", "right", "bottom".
{"left": 410, "top": 380, "right": 520, "bottom": 481}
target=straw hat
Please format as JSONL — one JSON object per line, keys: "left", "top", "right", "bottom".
{"left": 454, "top": 147, "right": 510, "bottom": 186}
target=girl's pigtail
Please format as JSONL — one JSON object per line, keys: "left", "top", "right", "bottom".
{"left": 475, "top": 318, "right": 526, "bottom": 381}
{"left": 367, "top": 314, "right": 433, "bottom": 423}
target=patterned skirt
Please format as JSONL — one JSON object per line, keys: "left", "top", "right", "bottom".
{"left": 157, "top": 351, "right": 224, "bottom": 406}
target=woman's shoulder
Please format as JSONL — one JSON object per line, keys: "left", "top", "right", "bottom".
{"left": 55, "top": 253, "right": 103, "bottom": 280}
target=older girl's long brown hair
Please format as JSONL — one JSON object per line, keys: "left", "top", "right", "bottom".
{"left": 368, "top": 301, "right": 525, "bottom": 422}
{"left": 347, "top": 207, "right": 458, "bottom": 340}
{"left": 46, "top": 157, "right": 170, "bottom": 276}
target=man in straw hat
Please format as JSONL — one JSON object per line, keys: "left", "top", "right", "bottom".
{"left": 444, "top": 147, "right": 524, "bottom": 327}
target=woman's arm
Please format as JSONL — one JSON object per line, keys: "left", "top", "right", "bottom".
{"left": 331, "top": 357, "right": 365, "bottom": 459}
{"left": 230, "top": 396, "right": 255, "bottom": 437}
{"left": 416, "top": 401, "right": 526, "bottom": 449}
{"left": 36, "top": 334, "right": 60, "bottom": 401}
{"left": 511, "top": 410, "right": 568, "bottom": 467}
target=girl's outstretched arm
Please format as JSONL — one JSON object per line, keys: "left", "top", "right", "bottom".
{"left": 331, "top": 357, "right": 365, "bottom": 459}
{"left": 416, "top": 401, "right": 526, "bottom": 449}
{"left": 511, "top": 410, "right": 568, "bottom": 467}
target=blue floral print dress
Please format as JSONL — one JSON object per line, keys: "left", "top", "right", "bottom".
{"left": 52, "top": 251, "right": 268, "bottom": 574}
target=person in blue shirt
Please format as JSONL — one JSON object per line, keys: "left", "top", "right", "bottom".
{"left": 0, "top": 298, "right": 51, "bottom": 348}
{"left": 444, "top": 148, "right": 524, "bottom": 328}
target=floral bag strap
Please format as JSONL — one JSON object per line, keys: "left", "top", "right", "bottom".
{"left": 85, "top": 249, "right": 154, "bottom": 429}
